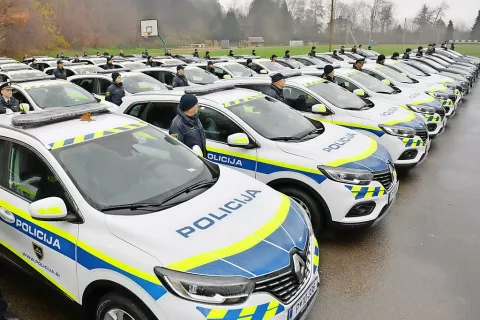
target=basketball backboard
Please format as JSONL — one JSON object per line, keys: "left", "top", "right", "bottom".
{"left": 140, "top": 19, "right": 158, "bottom": 38}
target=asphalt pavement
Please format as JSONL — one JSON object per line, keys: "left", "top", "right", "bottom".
{"left": 1, "top": 82, "right": 479, "bottom": 320}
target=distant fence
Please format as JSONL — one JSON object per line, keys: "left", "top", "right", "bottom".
{"left": 289, "top": 40, "right": 304, "bottom": 47}
{"left": 448, "top": 40, "right": 479, "bottom": 44}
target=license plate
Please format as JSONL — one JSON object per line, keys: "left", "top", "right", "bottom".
{"left": 288, "top": 282, "right": 317, "bottom": 320}
{"left": 388, "top": 182, "right": 399, "bottom": 204}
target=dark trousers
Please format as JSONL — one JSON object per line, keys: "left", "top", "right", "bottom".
{"left": 0, "top": 288, "right": 6, "bottom": 319}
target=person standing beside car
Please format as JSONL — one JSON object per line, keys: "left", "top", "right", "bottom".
{"left": 321, "top": 65, "right": 335, "bottom": 82}
{"left": 172, "top": 65, "right": 189, "bottom": 88}
{"left": 72, "top": 55, "right": 81, "bottom": 63}
{"left": 105, "top": 57, "right": 115, "bottom": 69}
{"left": 402, "top": 48, "right": 412, "bottom": 59}
{"left": 308, "top": 46, "right": 317, "bottom": 57}
{"left": 53, "top": 60, "right": 67, "bottom": 80}
{"left": 0, "top": 83, "right": 20, "bottom": 114}
{"left": 352, "top": 57, "right": 365, "bottom": 70}
{"left": 105, "top": 72, "right": 125, "bottom": 106}
{"left": 266, "top": 73, "right": 286, "bottom": 104}
{"left": 416, "top": 46, "right": 424, "bottom": 57}
{"left": 391, "top": 52, "right": 400, "bottom": 60}
{"left": 169, "top": 94, "right": 207, "bottom": 157}
{"left": 193, "top": 49, "right": 200, "bottom": 58}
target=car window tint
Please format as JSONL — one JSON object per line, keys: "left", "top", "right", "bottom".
{"left": 198, "top": 106, "right": 243, "bottom": 143}
{"left": 74, "top": 78, "right": 95, "bottom": 93}
{"left": 97, "top": 79, "right": 111, "bottom": 95}
{"left": 363, "top": 70, "right": 384, "bottom": 81}
{"left": 334, "top": 77, "right": 360, "bottom": 92}
{"left": 283, "top": 87, "right": 320, "bottom": 112}
{"left": 145, "top": 102, "right": 178, "bottom": 129}
{"left": 126, "top": 103, "right": 148, "bottom": 118}
{"left": 12, "top": 90, "right": 29, "bottom": 107}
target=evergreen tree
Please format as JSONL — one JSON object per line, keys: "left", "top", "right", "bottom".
{"left": 471, "top": 10, "right": 480, "bottom": 40}
{"left": 445, "top": 20, "right": 454, "bottom": 41}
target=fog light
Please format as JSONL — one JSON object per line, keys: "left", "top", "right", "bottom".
{"left": 399, "top": 150, "right": 418, "bottom": 160}
{"left": 346, "top": 201, "right": 376, "bottom": 217}
{"left": 427, "top": 124, "right": 437, "bottom": 132}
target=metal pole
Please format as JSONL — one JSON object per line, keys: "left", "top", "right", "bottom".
{"left": 158, "top": 35, "right": 167, "bottom": 55}
{"left": 402, "top": 18, "right": 407, "bottom": 51}
{"left": 329, "top": 0, "right": 335, "bottom": 51}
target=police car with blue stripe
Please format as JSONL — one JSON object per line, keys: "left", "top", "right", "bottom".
{"left": 117, "top": 82, "right": 400, "bottom": 236}
{"left": 0, "top": 105, "right": 319, "bottom": 320}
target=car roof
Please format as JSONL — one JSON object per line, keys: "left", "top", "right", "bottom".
{"left": 15, "top": 79, "right": 75, "bottom": 89}
{"left": 334, "top": 68, "right": 362, "bottom": 76}
{"left": 0, "top": 109, "right": 144, "bottom": 148}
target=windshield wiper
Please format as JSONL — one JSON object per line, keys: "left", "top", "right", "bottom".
{"left": 297, "top": 128, "right": 324, "bottom": 139}
{"left": 101, "top": 178, "right": 218, "bottom": 212}
{"left": 270, "top": 136, "right": 302, "bottom": 141}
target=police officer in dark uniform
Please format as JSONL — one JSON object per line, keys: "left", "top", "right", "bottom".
{"left": 308, "top": 46, "right": 316, "bottom": 57}
{"left": 426, "top": 44, "right": 434, "bottom": 55}
{"left": 59, "top": 52, "right": 65, "bottom": 59}
{"left": 352, "top": 57, "right": 365, "bottom": 70}
{"left": 204, "top": 51, "right": 211, "bottom": 59}
{"left": 340, "top": 46, "right": 346, "bottom": 54}
{"left": 146, "top": 56, "right": 155, "bottom": 67}
{"left": 228, "top": 50, "right": 234, "bottom": 57}
{"left": 119, "top": 50, "right": 125, "bottom": 58}
{"left": 105, "top": 57, "right": 115, "bottom": 69}
{"left": 169, "top": 94, "right": 207, "bottom": 157}
{"left": 165, "top": 49, "right": 172, "bottom": 57}
{"left": 432, "top": 43, "right": 436, "bottom": 53}
{"left": 271, "top": 54, "right": 278, "bottom": 62}
{"left": 416, "top": 46, "right": 424, "bottom": 57}
{"left": 172, "top": 65, "right": 189, "bottom": 88}
{"left": 53, "top": 60, "right": 67, "bottom": 80}
{"left": 402, "top": 48, "right": 412, "bottom": 59}
{"left": 246, "top": 58, "right": 253, "bottom": 69}
{"left": 376, "top": 54, "right": 386, "bottom": 65}
{"left": 72, "top": 55, "right": 81, "bottom": 63}
{"left": 450, "top": 43, "right": 455, "bottom": 50}
{"left": 0, "top": 83, "right": 20, "bottom": 114}
{"left": 83, "top": 51, "right": 88, "bottom": 57}
{"left": 332, "top": 50, "right": 343, "bottom": 61}
{"left": 207, "top": 61, "right": 215, "bottom": 74}
{"left": 368, "top": 46, "right": 372, "bottom": 50}
{"left": 252, "top": 49, "right": 256, "bottom": 56}
{"left": 193, "top": 49, "right": 200, "bottom": 58}
{"left": 351, "top": 45, "right": 358, "bottom": 53}
{"left": 321, "top": 65, "right": 335, "bottom": 82}
{"left": 30, "top": 58, "right": 39, "bottom": 70}
{"left": 284, "top": 50, "right": 291, "bottom": 58}
{"left": 105, "top": 72, "right": 125, "bottom": 106}
{"left": 266, "top": 73, "right": 286, "bottom": 104}
{"left": 391, "top": 52, "right": 400, "bottom": 60}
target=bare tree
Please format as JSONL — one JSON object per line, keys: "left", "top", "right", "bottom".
{"left": 378, "top": 1, "right": 394, "bottom": 33}
{"left": 366, "top": 0, "right": 384, "bottom": 44}
{"left": 430, "top": 1, "right": 449, "bottom": 28}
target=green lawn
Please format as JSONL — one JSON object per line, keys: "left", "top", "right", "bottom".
{"left": 47, "top": 44, "right": 480, "bottom": 59}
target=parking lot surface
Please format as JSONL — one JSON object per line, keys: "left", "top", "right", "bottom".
{"left": 0, "top": 83, "right": 479, "bottom": 320}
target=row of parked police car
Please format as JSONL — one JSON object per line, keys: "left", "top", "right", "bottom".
{"left": 0, "top": 46, "right": 478, "bottom": 320}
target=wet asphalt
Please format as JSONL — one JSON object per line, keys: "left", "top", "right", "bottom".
{"left": 0, "top": 82, "right": 479, "bottom": 320}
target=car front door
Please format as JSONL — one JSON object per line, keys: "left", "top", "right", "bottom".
{"left": 283, "top": 85, "right": 333, "bottom": 121}
{"left": 0, "top": 139, "right": 79, "bottom": 301}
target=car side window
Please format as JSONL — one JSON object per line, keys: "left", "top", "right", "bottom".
{"left": 143, "top": 71, "right": 163, "bottom": 83}
{"left": 276, "top": 61, "right": 291, "bottom": 69}
{"left": 126, "top": 103, "right": 148, "bottom": 118}
{"left": 283, "top": 87, "right": 320, "bottom": 112}
{"left": 12, "top": 89, "right": 30, "bottom": 107}
{"left": 213, "top": 67, "right": 226, "bottom": 79}
{"left": 66, "top": 69, "right": 75, "bottom": 77}
{"left": 97, "top": 79, "right": 111, "bottom": 95}
{"left": 198, "top": 106, "right": 243, "bottom": 143}
{"left": 45, "top": 69, "right": 54, "bottom": 75}
{"left": 0, "top": 75, "right": 7, "bottom": 82}
{"left": 73, "top": 78, "right": 95, "bottom": 93}
{"left": 363, "top": 69, "right": 384, "bottom": 81}
{"left": 161, "top": 72, "right": 175, "bottom": 86}
{"left": 145, "top": 102, "right": 178, "bottom": 130}
{"left": 335, "top": 77, "right": 360, "bottom": 93}
{"left": 250, "top": 63, "right": 265, "bottom": 73}
{"left": 7, "top": 143, "right": 72, "bottom": 211}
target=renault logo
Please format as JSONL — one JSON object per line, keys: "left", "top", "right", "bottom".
{"left": 292, "top": 254, "right": 306, "bottom": 282}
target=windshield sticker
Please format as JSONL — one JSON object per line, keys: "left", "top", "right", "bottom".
{"left": 48, "top": 121, "right": 148, "bottom": 150}
{"left": 224, "top": 93, "right": 264, "bottom": 107}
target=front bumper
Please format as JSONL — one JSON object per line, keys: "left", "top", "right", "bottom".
{"left": 382, "top": 134, "right": 428, "bottom": 167}
{"left": 423, "top": 113, "right": 444, "bottom": 137}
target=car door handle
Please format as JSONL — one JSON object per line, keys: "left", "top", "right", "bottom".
{"left": 0, "top": 207, "right": 15, "bottom": 223}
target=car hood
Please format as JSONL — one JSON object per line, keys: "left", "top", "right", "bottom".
{"left": 104, "top": 167, "right": 310, "bottom": 278}
{"left": 377, "top": 90, "right": 442, "bottom": 109}
{"left": 276, "top": 122, "right": 391, "bottom": 172}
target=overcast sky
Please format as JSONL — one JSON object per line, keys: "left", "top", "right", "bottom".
{"left": 218, "top": 0, "right": 479, "bottom": 27}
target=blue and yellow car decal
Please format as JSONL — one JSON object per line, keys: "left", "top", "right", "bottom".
{"left": 345, "top": 185, "right": 386, "bottom": 200}
{"left": 399, "top": 137, "right": 424, "bottom": 147}
{"left": 197, "top": 300, "right": 285, "bottom": 320}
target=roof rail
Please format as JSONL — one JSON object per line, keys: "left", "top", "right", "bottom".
{"left": 184, "top": 83, "right": 236, "bottom": 96}
{"left": 268, "top": 70, "right": 302, "bottom": 79}
{"left": 12, "top": 104, "right": 110, "bottom": 128}
{"left": 8, "top": 75, "right": 55, "bottom": 83}
{"left": 0, "top": 66, "right": 33, "bottom": 72}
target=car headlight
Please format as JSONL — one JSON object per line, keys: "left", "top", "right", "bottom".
{"left": 445, "top": 83, "right": 457, "bottom": 90}
{"left": 378, "top": 124, "right": 416, "bottom": 138}
{"left": 427, "top": 92, "right": 449, "bottom": 100}
{"left": 407, "top": 104, "right": 436, "bottom": 114}
{"left": 318, "top": 165, "right": 373, "bottom": 185}
{"left": 155, "top": 267, "right": 254, "bottom": 304}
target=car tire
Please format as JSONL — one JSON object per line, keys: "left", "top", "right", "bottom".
{"left": 277, "top": 186, "right": 325, "bottom": 236}
{"left": 95, "top": 292, "right": 155, "bottom": 320}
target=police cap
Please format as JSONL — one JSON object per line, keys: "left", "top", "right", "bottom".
{"left": 207, "top": 61, "right": 214, "bottom": 66}
{"left": 57, "top": 60, "right": 63, "bottom": 65}
{"left": 271, "top": 73, "right": 285, "bottom": 83}
{"left": 0, "top": 82, "right": 13, "bottom": 91}
{"left": 177, "top": 65, "right": 185, "bottom": 71}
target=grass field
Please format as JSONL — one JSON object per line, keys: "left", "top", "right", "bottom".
{"left": 46, "top": 44, "right": 480, "bottom": 59}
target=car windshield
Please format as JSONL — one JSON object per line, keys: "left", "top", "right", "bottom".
{"left": 318, "top": 55, "right": 335, "bottom": 63}
{"left": 122, "top": 62, "right": 147, "bottom": 71}
{"left": 223, "top": 63, "right": 256, "bottom": 77}
{"left": 185, "top": 67, "right": 218, "bottom": 84}
{"left": 260, "top": 61, "right": 288, "bottom": 71}
{"left": 228, "top": 95, "right": 319, "bottom": 140}
{"left": 121, "top": 73, "right": 167, "bottom": 93}
{"left": 52, "top": 126, "right": 218, "bottom": 212}
{"left": 428, "top": 57, "right": 448, "bottom": 66}
{"left": 26, "top": 83, "right": 97, "bottom": 108}
{"left": 350, "top": 72, "right": 395, "bottom": 93}
{"left": 395, "top": 63, "right": 427, "bottom": 76}
{"left": 8, "top": 70, "right": 46, "bottom": 79}
{"left": 376, "top": 66, "right": 414, "bottom": 83}
{"left": 410, "top": 61, "right": 439, "bottom": 74}
{"left": 72, "top": 66, "right": 104, "bottom": 74}
{"left": 422, "top": 59, "right": 444, "bottom": 69}
{"left": 306, "top": 81, "right": 366, "bottom": 110}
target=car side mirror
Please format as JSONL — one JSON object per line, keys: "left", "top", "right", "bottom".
{"left": 382, "top": 79, "right": 391, "bottom": 85}
{"left": 29, "top": 197, "right": 68, "bottom": 221}
{"left": 353, "top": 89, "right": 366, "bottom": 97}
{"left": 19, "top": 103, "right": 29, "bottom": 113}
{"left": 260, "top": 69, "right": 268, "bottom": 74}
{"left": 192, "top": 145, "right": 204, "bottom": 157}
{"left": 223, "top": 75, "right": 232, "bottom": 79}
{"left": 311, "top": 104, "right": 332, "bottom": 115}
{"left": 227, "top": 133, "right": 250, "bottom": 147}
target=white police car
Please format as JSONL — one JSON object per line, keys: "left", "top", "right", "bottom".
{"left": 117, "top": 83, "right": 400, "bottom": 235}
{"left": 227, "top": 74, "right": 429, "bottom": 170}
{"left": 0, "top": 105, "right": 319, "bottom": 320}
{"left": 332, "top": 68, "right": 445, "bottom": 138}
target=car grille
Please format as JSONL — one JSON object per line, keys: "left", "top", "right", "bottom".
{"left": 253, "top": 241, "right": 311, "bottom": 304}
{"left": 436, "top": 108, "right": 446, "bottom": 119}
{"left": 373, "top": 168, "right": 394, "bottom": 190}
{"left": 449, "top": 95, "right": 457, "bottom": 102}
{"left": 416, "top": 129, "right": 429, "bottom": 142}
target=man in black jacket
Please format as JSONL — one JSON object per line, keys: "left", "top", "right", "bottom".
{"left": 284, "top": 50, "right": 291, "bottom": 58}
{"left": 308, "top": 46, "right": 316, "bottom": 57}
{"left": 119, "top": 50, "right": 125, "bottom": 57}
{"left": 351, "top": 45, "right": 358, "bottom": 53}
{"left": 105, "top": 72, "right": 125, "bottom": 106}
{"left": 0, "top": 83, "right": 20, "bottom": 114}
{"left": 416, "top": 46, "right": 424, "bottom": 57}
{"left": 146, "top": 56, "right": 155, "bottom": 67}
{"left": 228, "top": 50, "right": 234, "bottom": 57}
{"left": 53, "top": 60, "right": 67, "bottom": 80}
{"left": 172, "top": 65, "right": 189, "bottom": 88}
{"left": 321, "top": 65, "right": 335, "bottom": 82}
{"left": 340, "top": 46, "right": 345, "bottom": 54}
{"left": 207, "top": 61, "right": 215, "bottom": 74}
{"left": 402, "top": 48, "right": 412, "bottom": 59}
{"left": 426, "top": 44, "right": 434, "bottom": 55}
{"left": 252, "top": 49, "right": 256, "bottom": 56}
{"left": 105, "top": 57, "right": 115, "bottom": 69}
{"left": 165, "top": 49, "right": 172, "bottom": 57}
{"left": 193, "top": 49, "right": 200, "bottom": 58}
{"left": 391, "top": 52, "right": 400, "bottom": 60}
{"left": 266, "top": 73, "right": 286, "bottom": 103}
{"left": 72, "top": 55, "right": 81, "bottom": 63}
{"left": 204, "top": 51, "right": 211, "bottom": 59}
{"left": 169, "top": 94, "right": 207, "bottom": 157}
